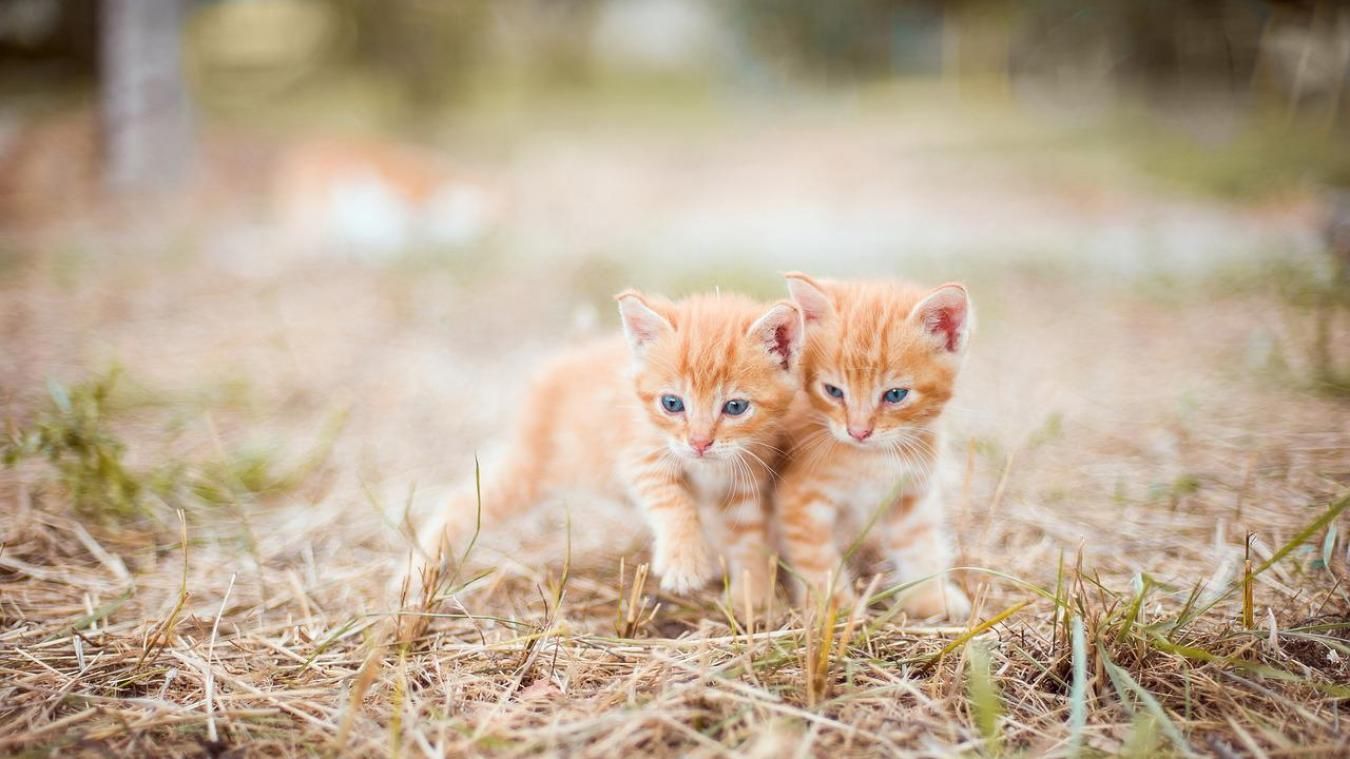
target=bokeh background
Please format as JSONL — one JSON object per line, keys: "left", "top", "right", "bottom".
{"left": 3, "top": 2, "right": 1350, "bottom": 755}
{"left": 4, "top": 0, "right": 1348, "bottom": 452}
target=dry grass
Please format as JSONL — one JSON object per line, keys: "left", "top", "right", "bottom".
{"left": 2, "top": 246, "right": 1347, "bottom": 758}
{"left": 2, "top": 99, "right": 1349, "bottom": 756}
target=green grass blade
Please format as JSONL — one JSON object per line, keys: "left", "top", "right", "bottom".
{"left": 1068, "top": 613, "right": 1087, "bottom": 758}
{"left": 967, "top": 641, "right": 1003, "bottom": 755}
{"left": 1116, "top": 574, "right": 1150, "bottom": 643}
{"left": 1176, "top": 490, "right": 1350, "bottom": 629}
{"left": 927, "top": 601, "right": 1030, "bottom": 663}
{"left": 1097, "top": 641, "right": 1194, "bottom": 757}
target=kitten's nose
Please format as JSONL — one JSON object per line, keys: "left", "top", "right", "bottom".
{"left": 848, "top": 427, "right": 873, "bottom": 442}
{"left": 689, "top": 438, "right": 714, "bottom": 456}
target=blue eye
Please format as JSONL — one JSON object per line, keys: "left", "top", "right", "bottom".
{"left": 823, "top": 383, "right": 844, "bottom": 399}
{"left": 722, "top": 399, "right": 750, "bottom": 416}
{"left": 660, "top": 394, "right": 684, "bottom": 413}
{"left": 883, "top": 388, "right": 909, "bottom": 404}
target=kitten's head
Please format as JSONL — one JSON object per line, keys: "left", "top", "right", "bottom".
{"left": 616, "top": 290, "right": 803, "bottom": 463}
{"left": 784, "top": 273, "right": 972, "bottom": 449}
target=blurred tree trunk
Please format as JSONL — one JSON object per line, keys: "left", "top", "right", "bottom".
{"left": 100, "top": 0, "right": 193, "bottom": 191}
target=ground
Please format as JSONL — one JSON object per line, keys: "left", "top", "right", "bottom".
{"left": 1, "top": 92, "right": 1348, "bottom": 757}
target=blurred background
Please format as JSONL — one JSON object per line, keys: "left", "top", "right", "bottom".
{"left": 3, "top": 0, "right": 1348, "bottom": 270}
{"left": 1, "top": 0, "right": 1348, "bottom": 558}
{"left": 5, "top": 8, "right": 1350, "bottom": 754}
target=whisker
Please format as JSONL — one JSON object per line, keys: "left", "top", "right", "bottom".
{"left": 739, "top": 447, "right": 777, "bottom": 480}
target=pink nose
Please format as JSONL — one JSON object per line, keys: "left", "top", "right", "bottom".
{"left": 848, "top": 427, "right": 873, "bottom": 442}
{"left": 689, "top": 438, "right": 714, "bottom": 455}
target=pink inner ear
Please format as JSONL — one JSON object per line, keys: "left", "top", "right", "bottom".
{"left": 619, "top": 299, "right": 670, "bottom": 348}
{"left": 931, "top": 310, "right": 960, "bottom": 351}
{"left": 770, "top": 324, "right": 793, "bottom": 370}
{"left": 627, "top": 320, "right": 662, "bottom": 345}
{"left": 786, "top": 277, "right": 832, "bottom": 323}
{"left": 923, "top": 300, "right": 966, "bottom": 352}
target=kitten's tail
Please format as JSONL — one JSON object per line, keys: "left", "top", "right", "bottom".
{"left": 418, "top": 455, "right": 543, "bottom": 566}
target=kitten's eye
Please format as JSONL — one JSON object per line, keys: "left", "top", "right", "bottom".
{"left": 722, "top": 399, "right": 750, "bottom": 416}
{"left": 660, "top": 394, "right": 685, "bottom": 413}
{"left": 823, "top": 383, "right": 845, "bottom": 400}
{"left": 883, "top": 387, "right": 910, "bottom": 404}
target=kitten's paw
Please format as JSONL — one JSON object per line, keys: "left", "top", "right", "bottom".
{"left": 900, "top": 580, "right": 970, "bottom": 620}
{"left": 728, "top": 568, "right": 778, "bottom": 614}
{"left": 654, "top": 538, "right": 714, "bottom": 595}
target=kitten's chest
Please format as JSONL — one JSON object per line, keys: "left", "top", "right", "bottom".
{"left": 830, "top": 454, "right": 928, "bottom": 513}
{"left": 684, "top": 464, "right": 736, "bottom": 503}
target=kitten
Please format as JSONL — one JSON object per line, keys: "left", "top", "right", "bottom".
{"left": 411, "top": 290, "right": 803, "bottom": 619}
{"left": 774, "top": 273, "right": 972, "bottom": 619}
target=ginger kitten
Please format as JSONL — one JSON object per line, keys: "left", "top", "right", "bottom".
{"left": 774, "top": 273, "right": 972, "bottom": 619}
{"left": 414, "top": 290, "right": 803, "bottom": 613}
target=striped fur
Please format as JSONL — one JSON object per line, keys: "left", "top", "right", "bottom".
{"left": 420, "top": 290, "right": 802, "bottom": 607}
{"left": 774, "top": 273, "right": 972, "bottom": 619}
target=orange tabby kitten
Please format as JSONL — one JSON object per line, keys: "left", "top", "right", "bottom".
{"left": 774, "top": 273, "right": 972, "bottom": 619}
{"left": 416, "top": 290, "right": 803, "bottom": 608}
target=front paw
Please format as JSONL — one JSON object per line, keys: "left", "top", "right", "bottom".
{"left": 900, "top": 580, "right": 970, "bottom": 620}
{"left": 654, "top": 537, "right": 714, "bottom": 595}
{"left": 728, "top": 566, "right": 778, "bottom": 614}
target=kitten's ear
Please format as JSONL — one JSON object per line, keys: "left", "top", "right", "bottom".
{"left": 910, "top": 283, "right": 972, "bottom": 354}
{"left": 746, "top": 301, "right": 803, "bottom": 372}
{"left": 615, "top": 290, "right": 673, "bottom": 357}
{"left": 784, "top": 272, "right": 834, "bottom": 323}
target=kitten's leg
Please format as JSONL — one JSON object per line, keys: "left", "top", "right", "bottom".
{"left": 716, "top": 484, "right": 776, "bottom": 612}
{"left": 628, "top": 453, "right": 714, "bottom": 594}
{"left": 777, "top": 476, "right": 852, "bottom": 606}
{"left": 884, "top": 484, "right": 970, "bottom": 620}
